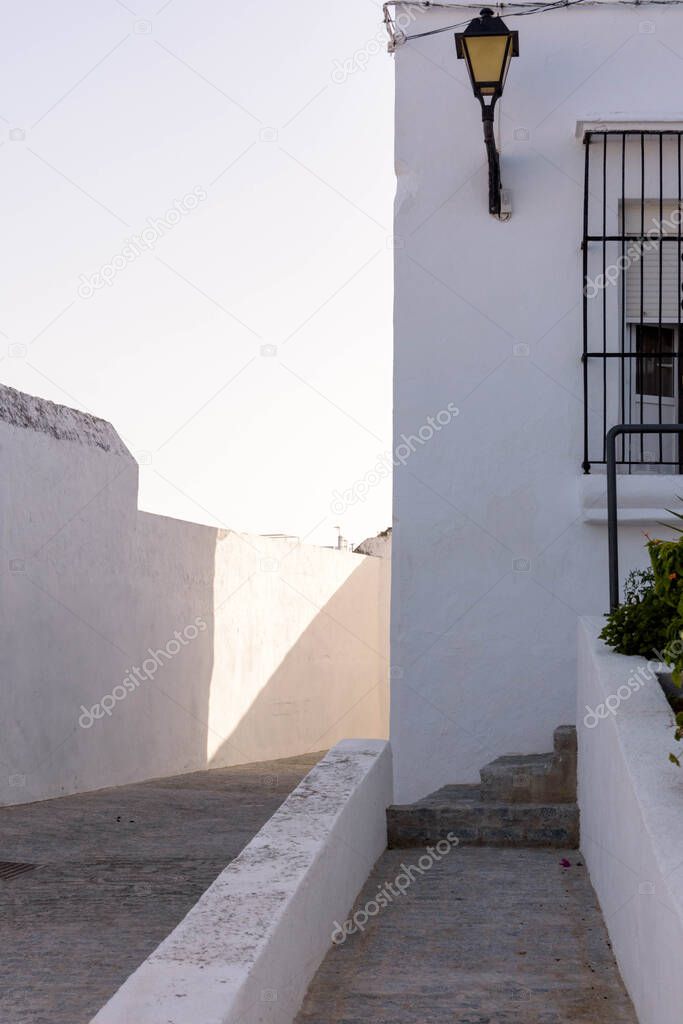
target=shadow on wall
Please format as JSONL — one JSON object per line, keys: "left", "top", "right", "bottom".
{"left": 209, "top": 556, "right": 389, "bottom": 768}
{"left": 0, "top": 385, "right": 389, "bottom": 806}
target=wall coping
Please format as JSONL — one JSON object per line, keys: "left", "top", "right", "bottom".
{"left": 90, "top": 739, "right": 393, "bottom": 1024}
{"left": 0, "top": 384, "right": 131, "bottom": 457}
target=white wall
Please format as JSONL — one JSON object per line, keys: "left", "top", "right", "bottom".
{"left": 0, "top": 385, "right": 389, "bottom": 805}
{"left": 578, "top": 618, "right": 683, "bottom": 1024}
{"left": 391, "top": 1, "right": 683, "bottom": 801}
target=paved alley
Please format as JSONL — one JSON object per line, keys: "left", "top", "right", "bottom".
{"left": 0, "top": 752, "right": 321, "bottom": 1024}
{"left": 296, "top": 846, "right": 637, "bottom": 1024}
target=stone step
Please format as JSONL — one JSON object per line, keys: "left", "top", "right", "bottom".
{"left": 386, "top": 784, "right": 579, "bottom": 849}
{"left": 479, "top": 725, "right": 577, "bottom": 804}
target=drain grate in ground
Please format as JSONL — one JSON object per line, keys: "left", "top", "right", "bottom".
{"left": 0, "top": 862, "right": 36, "bottom": 881}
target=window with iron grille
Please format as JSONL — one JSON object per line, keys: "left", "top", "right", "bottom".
{"left": 582, "top": 130, "right": 683, "bottom": 473}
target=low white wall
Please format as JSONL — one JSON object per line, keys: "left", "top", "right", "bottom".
{"left": 0, "top": 386, "right": 390, "bottom": 804}
{"left": 90, "top": 740, "right": 392, "bottom": 1024}
{"left": 578, "top": 618, "right": 683, "bottom": 1024}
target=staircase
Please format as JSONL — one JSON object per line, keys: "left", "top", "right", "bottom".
{"left": 387, "top": 726, "right": 579, "bottom": 849}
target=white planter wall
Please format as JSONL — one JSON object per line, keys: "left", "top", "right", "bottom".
{"left": 578, "top": 618, "right": 683, "bottom": 1024}
{"left": 391, "top": 1, "right": 683, "bottom": 801}
{"left": 0, "top": 385, "right": 390, "bottom": 805}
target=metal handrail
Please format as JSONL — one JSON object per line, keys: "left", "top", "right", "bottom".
{"left": 607, "top": 424, "right": 683, "bottom": 610}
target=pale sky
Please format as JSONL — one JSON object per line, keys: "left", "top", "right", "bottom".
{"left": 0, "top": 0, "right": 394, "bottom": 548}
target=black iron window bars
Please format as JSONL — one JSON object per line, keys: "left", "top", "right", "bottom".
{"left": 582, "top": 129, "right": 683, "bottom": 473}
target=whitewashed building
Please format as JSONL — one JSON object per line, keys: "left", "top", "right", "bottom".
{"left": 389, "top": 0, "right": 683, "bottom": 801}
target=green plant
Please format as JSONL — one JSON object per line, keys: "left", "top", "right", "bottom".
{"left": 661, "top": 495, "right": 683, "bottom": 535}
{"left": 600, "top": 506, "right": 683, "bottom": 766}
{"left": 624, "top": 567, "right": 656, "bottom": 603}
{"left": 599, "top": 568, "right": 672, "bottom": 656}
{"left": 646, "top": 524, "right": 683, "bottom": 765}
{"left": 669, "top": 711, "right": 683, "bottom": 767}
{"left": 646, "top": 537, "right": 683, "bottom": 681}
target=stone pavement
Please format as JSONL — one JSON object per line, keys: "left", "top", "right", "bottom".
{"left": 0, "top": 752, "right": 321, "bottom": 1024}
{"left": 296, "top": 847, "right": 638, "bottom": 1023}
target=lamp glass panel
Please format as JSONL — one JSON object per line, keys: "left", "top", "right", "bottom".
{"left": 464, "top": 34, "right": 508, "bottom": 87}
{"left": 500, "top": 44, "right": 513, "bottom": 87}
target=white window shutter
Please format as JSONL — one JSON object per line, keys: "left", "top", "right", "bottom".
{"left": 624, "top": 200, "right": 683, "bottom": 322}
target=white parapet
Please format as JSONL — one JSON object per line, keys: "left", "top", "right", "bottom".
{"left": 578, "top": 618, "right": 683, "bottom": 1024}
{"left": 90, "top": 739, "right": 392, "bottom": 1024}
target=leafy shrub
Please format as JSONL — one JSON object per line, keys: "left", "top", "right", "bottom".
{"left": 670, "top": 711, "right": 683, "bottom": 767}
{"left": 601, "top": 525, "right": 683, "bottom": 764}
{"left": 599, "top": 506, "right": 683, "bottom": 764}
{"left": 647, "top": 537, "right": 683, "bottom": 682}
{"left": 599, "top": 568, "right": 672, "bottom": 656}
{"left": 624, "top": 567, "right": 657, "bottom": 603}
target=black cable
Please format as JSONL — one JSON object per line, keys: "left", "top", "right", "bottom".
{"left": 400, "top": 2, "right": 586, "bottom": 42}
{"left": 394, "top": 0, "right": 671, "bottom": 44}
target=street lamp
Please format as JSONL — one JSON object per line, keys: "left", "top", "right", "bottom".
{"left": 455, "top": 8, "right": 519, "bottom": 217}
